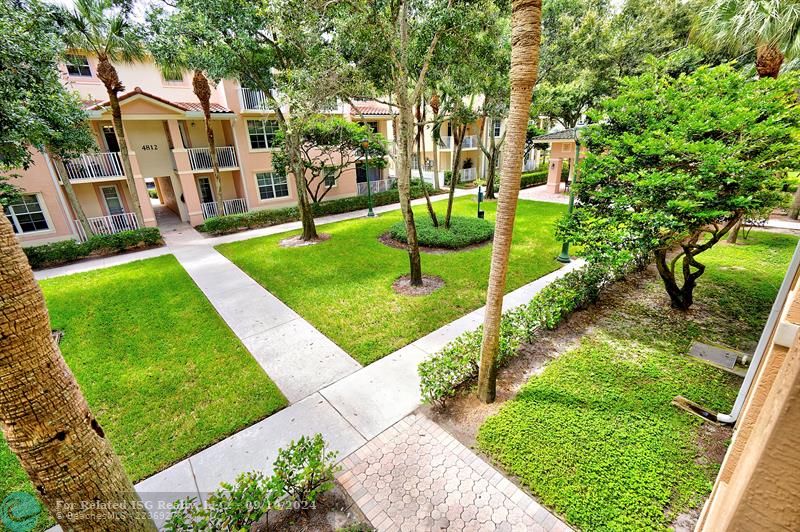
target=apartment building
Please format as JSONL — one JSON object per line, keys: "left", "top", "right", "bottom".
{"left": 6, "top": 53, "right": 396, "bottom": 246}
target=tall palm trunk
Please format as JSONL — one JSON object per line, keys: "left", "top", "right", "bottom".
{"left": 96, "top": 57, "right": 144, "bottom": 227}
{"left": 51, "top": 152, "right": 93, "bottom": 238}
{"left": 477, "top": 0, "right": 543, "bottom": 403}
{"left": 0, "top": 208, "right": 156, "bottom": 531}
{"left": 444, "top": 123, "right": 467, "bottom": 228}
{"left": 430, "top": 93, "right": 441, "bottom": 190}
{"left": 477, "top": 116, "right": 502, "bottom": 200}
{"left": 193, "top": 70, "right": 224, "bottom": 216}
{"left": 755, "top": 42, "right": 784, "bottom": 79}
{"left": 416, "top": 101, "right": 439, "bottom": 226}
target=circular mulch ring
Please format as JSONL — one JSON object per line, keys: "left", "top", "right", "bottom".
{"left": 392, "top": 274, "right": 445, "bottom": 296}
{"left": 379, "top": 232, "right": 492, "bottom": 255}
{"left": 279, "top": 233, "right": 331, "bottom": 248}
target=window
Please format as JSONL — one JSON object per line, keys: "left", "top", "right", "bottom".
{"left": 323, "top": 167, "right": 337, "bottom": 188}
{"left": 162, "top": 71, "right": 184, "bottom": 83}
{"left": 66, "top": 55, "right": 91, "bottom": 77}
{"left": 247, "top": 120, "right": 279, "bottom": 149}
{"left": 358, "top": 121, "right": 379, "bottom": 134}
{"left": 256, "top": 172, "right": 289, "bottom": 199}
{"left": 493, "top": 119, "right": 502, "bottom": 137}
{"left": 101, "top": 186, "right": 124, "bottom": 215}
{"left": 197, "top": 177, "right": 214, "bottom": 204}
{"left": 5, "top": 194, "right": 49, "bottom": 234}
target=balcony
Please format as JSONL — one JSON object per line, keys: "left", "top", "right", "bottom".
{"left": 239, "top": 88, "right": 280, "bottom": 111}
{"left": 438, "top": 135, "right": 478, "bottom": 150}
{"left": 61, "top": 152, "right": 124, "bottom": 182}
{"left": 186, "top": 146, "right": 238, "bottom": 171}
{"left": 75, "top": 212, "right": 138, "bottom": 242}
{"left": 200, "top": 198, "right": 248, "bottom": 220}
{"left": 357, "top": 178, "right": 396, "bottom": 196}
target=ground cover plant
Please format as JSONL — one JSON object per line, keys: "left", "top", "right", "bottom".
{"left": 477, "top": 231, "right": 797, "bottom": 530}
{"left": 217, "top": 196, "right": 567, "bottom": 364}
{"left": 0, "top": 255, "right": 287, "bottom": 529}
{"left": 389, "top": 216, "right": 494, "bottom": 249}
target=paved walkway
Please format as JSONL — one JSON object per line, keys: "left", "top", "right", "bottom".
{"left": 518, "top": 184, "right": 570, "bottom": 205}
{"left": 338, "top": 414, "right": 570, "bottom": 532}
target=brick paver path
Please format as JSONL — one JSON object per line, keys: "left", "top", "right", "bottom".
{"left": 337, "top": 414, "right": 571, "bottom": 532}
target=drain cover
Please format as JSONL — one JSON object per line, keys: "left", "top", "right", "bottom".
{"left": 688, "top": 341, "right": 744, "bottom": 369}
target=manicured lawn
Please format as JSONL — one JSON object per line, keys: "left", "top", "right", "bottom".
{"left": 217, "top": 196, "right": 567, "bottom": 364}
{"left": 477, "top": 231, "right": 797, "bottom": 531}
{"left": 1, "top": 255, "right": 286, "bottom": 529}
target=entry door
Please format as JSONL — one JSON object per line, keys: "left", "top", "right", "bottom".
{"left": 197, "top": 177, "right": 214, "bottom": 204}
{"left": 101, "top": 185, "right": 124, "bottom": 215}
{"left": 102, "top": 126, "right": 120, "bottom": 152}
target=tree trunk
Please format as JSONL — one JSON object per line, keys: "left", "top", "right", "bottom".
{"left": 727, "top": 217, "right": 742, "bottom": 244}
{"left": 416, "top": 102, "right": 439, "bottom": 227}
{"left": 52, "top": 153, "right": 93, "bottom": 238}
{"left": 96, "top": 58, "right": 144, "bottom": 227}
{"left": 755, "top": 42, "right": 784, "bottom": 79}
{"left": 654, "top": 249, "right": 694, "bottom": 310}
{"left": 444, "top": 124, "right": 466, "bottom": 229}
{"left": 430, "top": 93, "right": 441, "bottom": 191}
{"left": 477, "top": 0, "right": 542, "bottom": 404}
{"left": 392, "top": 1, "right": 423, "bottom": 286}
{"left": 193, "top": 71, "right": 224, "bottom": 216}
{"left": 789, "top": 187, "right": 800, "bottom": 219}
{"left": 285, "top": 130, "right": 318, "bottom": 241}
{"left": 0, "top": 208, "right": 156, "bottom": 531}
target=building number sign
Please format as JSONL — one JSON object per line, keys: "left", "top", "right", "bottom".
{"left": 141, "top": 144, "right": 159, "bottom": 151}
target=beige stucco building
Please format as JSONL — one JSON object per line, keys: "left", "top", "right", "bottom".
{"left": 6, "top": 53, "right": 396, "bottom": 245}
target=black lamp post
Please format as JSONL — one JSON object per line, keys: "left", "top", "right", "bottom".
{"left": 557, "top": 133, "right": 580, "bottom": 263}
{"left": 361, "top": 138, "right": 375, "bottom": 217}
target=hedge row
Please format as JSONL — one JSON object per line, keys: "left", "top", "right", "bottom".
{"left": 198, "top": 182, "right": 436, "bottom": 235}
{"left": 24, "top": 227, "right": 163, "bottom": 269}
{"left": 491, "top": 169, "right": 549, "bottom": 193}
{"left": 417, "top": 254, "right": 649, "bottom": 406}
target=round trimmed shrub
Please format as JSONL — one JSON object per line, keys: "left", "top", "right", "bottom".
{"left": 389, "top": 216, "right": 494, "bottom": 249}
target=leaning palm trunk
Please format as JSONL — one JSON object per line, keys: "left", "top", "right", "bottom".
{"left": 193, "top": 70, "right": 224, "bottom": 216}
{"left": 96, "top": 57, "right": 144, "bottom": 227}
{"left": 416, "top": 102, "right": 439, "bottom": 226}
{"left": 52, "top": 152, "right": 93, "bottom": 238}
{"left": 444, "top": 124, "right": 467, "bottom": 229}
{"left": 477, "top": 0, "right": 543, "bottom": 403}
{"left": 0, "top": 208, "right": 156, "bottom": 531}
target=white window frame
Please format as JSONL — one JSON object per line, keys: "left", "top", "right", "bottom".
{"left": 100, "top": 185, "right": 125, "bottom": 215}
{"left": 196, "top": 177, "right": 215, "bottom": 204}
{"left": 323, "top": 167, "right": 337, "bottom": 188}
{"left": 256, "top": 172, "right": 289, "bottom": 200}
{"left": 65, "top": 54, "right": 92, "bottom": 77}
{"left": 493, "top": 119, "right": 502, "bottom": 137}
{"left": 247, "top": 120, "right": 279, "bottom": 150}
{"left": 5, "top": 193, "right": 52, "bottom": 234}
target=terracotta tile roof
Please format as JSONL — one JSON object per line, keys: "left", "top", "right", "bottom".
{"left": 86, "top": 87, "right": 232, "bottom": 114}
{"left": 350, "top": 100, "right": 394, "bottom": 117}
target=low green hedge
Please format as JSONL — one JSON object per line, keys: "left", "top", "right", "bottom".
{"left": 389, "top": 216, "right": 494, "bottom": 249}
{"left": 491, "top": 169, "right": 549, "bottom": 194}
{"left": 24, "top": 227, "right": 163, "bottom": 269}
{"left": 198, "top": 183, "right": 436, "bottom": 235}
{"left": 418, "top": 254, "right": 648, "bottom": 406}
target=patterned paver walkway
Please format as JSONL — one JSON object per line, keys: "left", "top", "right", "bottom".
{"left": 518, "top": 184, "right": 570, "bottom": 205}
{"left": 338, "top": 414, "right": 571, "bottom": 532}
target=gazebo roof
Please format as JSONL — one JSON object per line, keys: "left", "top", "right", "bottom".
{"left": 529, "top": 127, "right": 580, "bottom": 144}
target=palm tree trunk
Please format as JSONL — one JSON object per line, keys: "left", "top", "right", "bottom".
{"left": 97, "top": 58, "right": 145, "bottom": 227}
{"left": 193, "top": 71, "right": 224, "bottom": 216}
{"left": 0, "top": 208, "right": 156, "bottom": 531}
{"left": 755, "top": 42, "right": 784, "bottom": 79}
{"left": 416, "top": 102, "right": 439, "bottom": 226}
{"left": 430, "top": 94, "right": 441, "bottom": 191}
{"left": 477, "top": 0, "right": 543, "bottom": 404}
{"left": 444, "top": 124, "right": 466, "bottom": 229}
{"left": 51, "top": 153, "right": 93, "bottom": 238}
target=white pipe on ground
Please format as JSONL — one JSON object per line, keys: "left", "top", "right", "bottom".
{"left": 716, "top": 240, "right": 800, "bottom": 424}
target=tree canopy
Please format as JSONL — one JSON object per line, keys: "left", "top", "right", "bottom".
{"left": 559, "top": 64, "right": 800, "bottom": 309}
{"left": 0, "top": 0, "right": 94, "bottom": 205}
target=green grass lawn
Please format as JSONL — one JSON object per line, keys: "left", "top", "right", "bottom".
{"left": 477, "top": 231, "right": 798, "bottom": 531}
{"left": 217, "top": 196, "right": 567, "bottom": 364}
{"left": 1, "top": 255, "right": 286, "bottom": 529}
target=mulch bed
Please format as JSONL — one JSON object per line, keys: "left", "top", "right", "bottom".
{"left": 392, "top": 274, "right": 445, "bottom": 296}
{"left": 378, "top": 232, "right": 492, "bottom": 255}
{"left": 253, "top": 484, "right": 370, "bottom": 531}
{"left": 280, "top": 233, "right": 332, "bottom": 248}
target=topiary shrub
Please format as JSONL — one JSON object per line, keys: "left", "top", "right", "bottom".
{"left": 389, "top": 216, "right": 494, "bottom": 249}
{"left": 23, "top": 227, "right": 163, "bottom": 269}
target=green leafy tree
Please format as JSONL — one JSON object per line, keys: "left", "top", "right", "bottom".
{"left": 54, "top": 0, "right": 147, "bottom": 226}
{"left": 272, "top": 116, "right": 387, "bottom": 204}
{"left": 559, "top": 65, "right": 800, "bottom": 310}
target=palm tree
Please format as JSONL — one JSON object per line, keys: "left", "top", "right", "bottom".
{"left": 477, "top": 0, "right": 543, "bottom": 403}
{"left": 51, "top": 151, "right": 94, "bottom": 238}
{"left": 57, "top": 0, "right": 146, "bottom": 226}
{"left": 0, "top": 209, "right": 156, "bottom": 531}
{"left": 696, "top": 0, "right": 800, "bottom": 79}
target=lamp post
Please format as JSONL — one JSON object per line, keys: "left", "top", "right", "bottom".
{"left": 557, "top": 133, "right": 580, "bottom": 263}
{"left": 361, "top": 138, "right": 375, "bottom": 217}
